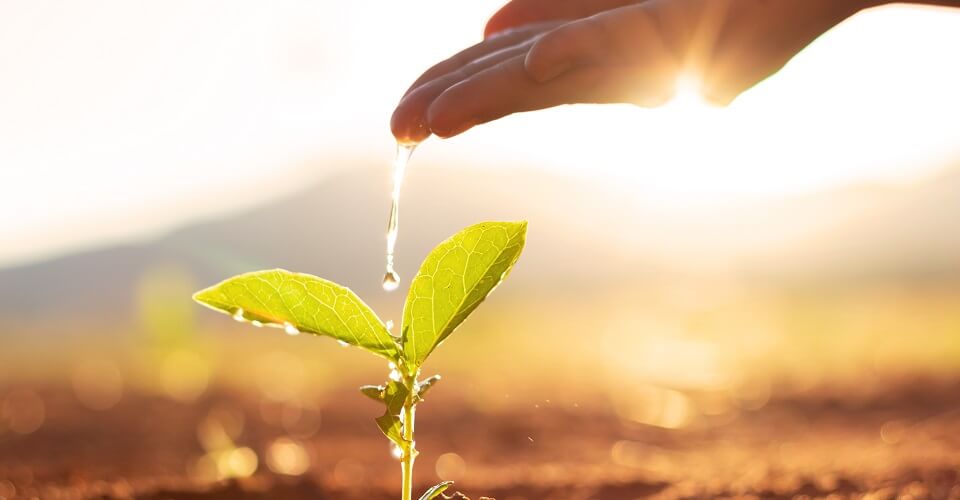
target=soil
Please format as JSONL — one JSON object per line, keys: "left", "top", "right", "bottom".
{"left": 2, "top": 380, "right": 959, "bottom": 499}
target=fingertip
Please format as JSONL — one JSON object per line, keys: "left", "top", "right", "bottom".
{"left": 432, "top": 122, "right": 476, "bottom": 139}
{"left": 391, "top": 119, "right": 431, "bottom": 144}
{"left": 429, "top": 115, "right": 477, "bottom": 138}
{"left": 391, "top": 99, "right": 432, "bottom": 144}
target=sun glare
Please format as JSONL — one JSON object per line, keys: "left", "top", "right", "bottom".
{"left": 664, "top": 75, "right": 715, "bottom": 114}
{"left": 426, "top": 4, "right": 960, "bottom": 208}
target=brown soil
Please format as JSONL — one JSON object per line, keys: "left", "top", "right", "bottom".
{"left": 2, "top": 381, "right": 960, "bottom": 499}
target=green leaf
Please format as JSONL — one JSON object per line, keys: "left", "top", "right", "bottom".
{"left": 402, "top": 221, "right": 527, "bottom": 367}
{"left": 381, "top": 379, "right": 408, "bottom": 415}
{"left": 194, "top": 269, "right": 398, "bottom": 360}
{"left": 418, "top": 481, "right": 454, "bottom": 500}
{"left": 360, "top": 384, "right": 384, "bottom": 402}
{"left": 417, "top": 375, "right": 441, "bottom": 401}
{"left": 376, "top": 413, "right": 404, "bottom": 446}
{"left": 375, "top": 380, "right": 410, "bottom": 446}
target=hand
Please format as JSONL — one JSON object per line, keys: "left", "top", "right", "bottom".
{"left": 391, "top": 0, "right": 878, "bottom": 142}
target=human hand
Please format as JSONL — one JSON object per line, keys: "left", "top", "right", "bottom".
{"left": 392, "top": 0, "right": 879, "bottom": 142}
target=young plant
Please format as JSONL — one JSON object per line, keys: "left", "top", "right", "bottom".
{"left": 192, "top": 221, "right": 527, "bottom": 500}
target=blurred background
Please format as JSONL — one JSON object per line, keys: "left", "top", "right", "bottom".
{"left": 2, "top": 1, "right": 960, "bottom": 499}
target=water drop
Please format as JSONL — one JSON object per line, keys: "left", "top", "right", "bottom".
{"left": 385, "top": 320, "right": 394, "bottom": 331}
{"left": 283, "top": 322, "right": 300, "bottom": 336}
{"left": 389, "top": 369, "right": 402, "bottom": 382}
{"left": 381, "top": 271, "right": 400, "bottom": 292}
{"left": 390, "top": 443, "right": 403, "bottom": 460}
{"left": 337, "top": 340, "right": 349, "bottom": 347}
{"left": 251, "top": 320, "right": 263, "bottom": 328}
{"left": 382, "top": 142, "right": 417, "bottom": 291}
{"left": 232, "top": 308, "right": 245, "bottom": 322}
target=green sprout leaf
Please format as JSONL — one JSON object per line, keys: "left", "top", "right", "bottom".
{"left": 374, "top": 379, "right": 410, "bottom": 446}
{"left": 402, "top": 221, "right": 527, "bottom": 368}
{"left": 359, "top": 384, "right": 384, "bottom": 402}
{"left": 418, "top": 481, "right": 454, "bottom": 500}
{"left": 191, "top": 221, "right": 531, "bottom": 500}
{"left": 417, "top": 375, "right": 441, "bottom": 400}
{"left": 193, "top": 269, "right": 398, "bottom": 360}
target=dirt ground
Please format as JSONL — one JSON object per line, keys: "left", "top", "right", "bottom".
{"left": 2, "top": 379, "right": 959, "bottom": 500}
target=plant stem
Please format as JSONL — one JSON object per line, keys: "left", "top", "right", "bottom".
{"left": 401, "top": 381, "right": 417, "bottom": 500}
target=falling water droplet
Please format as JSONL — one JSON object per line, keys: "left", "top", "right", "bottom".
{"left": 383, "top": 142, "right": 417, "bottom": 291}
{"left": 283, "top": 322, "right": 300, "bottom": 336}
{"left": 232, "top": 308, "right": 245, "bottom": 322}
{"left": 381, "top": 271, "right": 400, "bottom": 292}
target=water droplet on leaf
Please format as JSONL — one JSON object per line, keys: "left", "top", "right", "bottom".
{"left": 283, "top": 322, "right": 300, "bottom": 336}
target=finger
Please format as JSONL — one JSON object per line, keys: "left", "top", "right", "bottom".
{"left": 484, "top": 0, "right": 642, "bottom": 38}
{"left": 700, "top": 47, "right": 787, "bottom": 106}
{"left": 697, "top": 0, "right": 859, "bottom": 105}
{"left": 392, "top": 42, "right": 532, "bottom": 143}
{"left": 699, "top": 8, "right": 833, "bottom": 106}
{"left": 524, "top": 4, "right": 660, "bottom": 83}
{"left": 402, "top": 21, "right": 559, "bottom": 99}
{"left": 426, "top": 55, "right": 675, "bottom": 138}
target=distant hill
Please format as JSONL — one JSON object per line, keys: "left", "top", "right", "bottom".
{"left": 0, "top": 164, "right": 656, "bottom": 320}
{"left": 2, "top": 163, "right": 959, "bottom": 321}
{"left": 741, "top": 167, "right": 960, "bottom": 282}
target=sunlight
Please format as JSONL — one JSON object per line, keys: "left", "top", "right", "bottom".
{"left": 437, "top": 4, "right": 960, "bottom": 207}
{"left": 663, "top": 75, "right": 715, "bottom": 115}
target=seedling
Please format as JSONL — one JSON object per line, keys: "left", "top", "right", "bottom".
{"left": 193, "top": 221, "right": 527, "bottom": 500}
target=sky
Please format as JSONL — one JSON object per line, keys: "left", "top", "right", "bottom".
{"left": 1, "top": 1, "right": 959, "bottom": 268}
